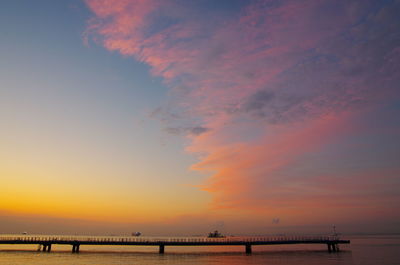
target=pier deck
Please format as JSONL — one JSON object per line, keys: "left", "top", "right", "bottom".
{"left": 0, "top": 235, "right": 350, "bottom": 253}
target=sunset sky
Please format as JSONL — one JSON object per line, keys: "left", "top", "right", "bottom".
{"left": 1, "top": 0, "right": 399, "bottom": 236}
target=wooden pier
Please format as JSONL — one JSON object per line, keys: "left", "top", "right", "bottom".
{"left": 0, "top": 235, "right": 350, "bottom": 254}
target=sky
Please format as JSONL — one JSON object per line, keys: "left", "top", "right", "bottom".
{"left": 0, "top": 0, "right": 399, "bottom": 236}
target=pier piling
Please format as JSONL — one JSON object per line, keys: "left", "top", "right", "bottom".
{"left": 72, "top": 244, "right": 80, "bottom": 253}
{"left": 332, "top": 244, "right": 337, "bottom": 252}
{"left": 328, "top": 243, "right": 340, "bottom": 253}
{"left": 245, "top": 244, "right": 252, "bottom": 254}
{"left": 159, "top": 245, "right": 165, "bottom": 254}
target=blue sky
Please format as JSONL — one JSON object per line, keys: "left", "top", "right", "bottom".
{"left": 0, "top": 0, "right": 399, "bottom": 235}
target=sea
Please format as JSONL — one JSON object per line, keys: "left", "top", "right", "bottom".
{"left": 0, "top": 235, "right": 399, "bottom": 265}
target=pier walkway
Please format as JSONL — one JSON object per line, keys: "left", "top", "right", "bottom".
{"left": 0, "top": 235, "right": 350, "bottom": 254}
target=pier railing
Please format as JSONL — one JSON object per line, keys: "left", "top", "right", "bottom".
{"left": 0, "top": 235, "right": 341, "bottom": 243}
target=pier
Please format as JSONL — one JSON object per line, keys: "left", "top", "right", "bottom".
{"left": 0, "top": 235, "right": 350, "bottom": 254}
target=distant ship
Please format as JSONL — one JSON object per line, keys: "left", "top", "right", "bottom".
{"left": 208, "top": 230, "right": 225, "bottom": 238}
{"left": 131, "top": 232, "right": 141, "bottom": 236}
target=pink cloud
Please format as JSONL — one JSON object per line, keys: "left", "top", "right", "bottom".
{"left": 85, "top": 0, "right": 400, "bottom": 225}
{"left": 190, "top": 112, "right": 355, "bottom": 207}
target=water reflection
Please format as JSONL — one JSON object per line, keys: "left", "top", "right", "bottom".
{"left": 1, "top": 235, "right": 399, "bottom": 265}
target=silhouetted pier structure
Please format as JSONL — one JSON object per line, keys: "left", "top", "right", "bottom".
{"left": 0, "top": 235, "right": 350, "bottom": 254}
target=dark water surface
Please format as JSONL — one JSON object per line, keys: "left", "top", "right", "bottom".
{"left": 0, "top": 235, "right": 399, "bottom": 265}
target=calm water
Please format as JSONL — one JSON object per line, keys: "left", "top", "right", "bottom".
{"left": 0, "top": 235, "right": 399, "bottom": 265}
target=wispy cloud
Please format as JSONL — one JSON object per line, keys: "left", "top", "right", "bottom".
{"left": 85, "top": 0, "right": 400, "bottom": 224}
{"left": 165, "top": 126, "right": 210, "bottom": 136}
